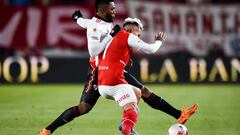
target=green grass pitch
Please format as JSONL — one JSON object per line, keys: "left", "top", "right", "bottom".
{"left": 0, "top": 84, "right": 240, "bottom": 135}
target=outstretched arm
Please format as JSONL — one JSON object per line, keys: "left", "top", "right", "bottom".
{"left": 72, "top": 10, "right": 91, "bottom": 29}
{"left": 76, "top": 17, "right": 91, "bottom": 29}
{"left": 72, "top": 10, "right": 120, "bottom": 57}
{"left": 128, "top": 32, "right": 167, "bottom": 54}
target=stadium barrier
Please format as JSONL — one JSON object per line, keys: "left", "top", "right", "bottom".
{"left": 0, "top": 55, "right": 239, "bottom": 83}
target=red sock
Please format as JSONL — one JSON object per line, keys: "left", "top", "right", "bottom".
{"left": 122, "top": 109, "right": 138, "bottom": 135}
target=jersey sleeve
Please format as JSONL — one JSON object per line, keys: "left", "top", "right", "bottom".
{"left": 87, "top": 25, "right": 112, "bottom": 57}
{"left": 76, "top": 17, "right": 91, "bottom": 29}
{"left": 127, "top": 33, "right": 162, "bottom": 54}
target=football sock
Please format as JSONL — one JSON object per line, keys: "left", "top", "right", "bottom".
{"left": 122, "top": 109, "right": 138, "bottom": 135}
{"left": 46, "top": 106, "right": 80, "bottom": 133}
{"left": 142, "top": 93, "right": 181, "bottom": 119}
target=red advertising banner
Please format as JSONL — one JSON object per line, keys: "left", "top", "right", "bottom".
{"left": 1, "top": 2, "right": 240, "bottom": 57}
{"left": 0, "top": 4, "right": 127, "bottom": 51}
{"left": 0, "top": 5, "right": 95, "bottom": 50}
{"left": 127, "top": 1, "right": 240, "bottom": 56}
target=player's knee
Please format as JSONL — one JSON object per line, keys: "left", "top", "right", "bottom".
{"left": 132, "top": 86, "right": 141, "bottom": 100}
{"left": 123, "top": 102, "right": 138, "bottom": 111}
{"left": 141, "top": 87, "right": 152, "bottom": 98}
{"left": 77, "top": 102, "right": 93, "bottom": 115}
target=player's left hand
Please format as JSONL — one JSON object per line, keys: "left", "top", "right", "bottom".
{"left": 72, "top": 10, "right": 83, "bottom": 22}
{"left": 155, "top": 32, "right": 167, "bottom": 42}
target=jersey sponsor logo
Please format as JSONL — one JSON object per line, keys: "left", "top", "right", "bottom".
{"left": 117, "top": 94, "right": 130, "bottom": 104}
{"left": 93, "top": 28, "right": 97, "bottom": 32}
{"left": 99, "top": 65, "right": 109, "bottom": 70}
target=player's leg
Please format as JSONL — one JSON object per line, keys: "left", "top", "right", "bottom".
{"left": 44, "top": 102, "right": 94, "bottom": 133}
{"left": 124, "top": 70, "right": 182, "bottom": 119}
{"left": 116, "top": 85, "right": 140, "bottom": 135}
{"left": 44, "top": 90, "right": 100, "bottom": 133}
{"left": 132, "top": 86, "right": 141, "bottom": 105}
{"left": 122, "top": 102, "right": 138, "bottom": 135}
{"left": 124, "top": 71, "right": 199, "bottom": 124}
{"left": 99, "top": 84, "right": 140, "bottom": 135}
{"left": 140, "top": 85, "right": 198, "bottom": 124}
{"left": 39, "top": 68, "right": 100, "bottom": 135}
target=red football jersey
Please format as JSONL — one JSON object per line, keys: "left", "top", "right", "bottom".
{"left": 98, "top": 30, "right": 131, "bottom": 85}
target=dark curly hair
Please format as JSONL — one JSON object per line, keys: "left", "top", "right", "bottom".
{"left": 95, "top": 0, "right": 114, "bottom": 12}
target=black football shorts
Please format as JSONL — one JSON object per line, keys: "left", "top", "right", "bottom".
{"left": 80, "top": 67, "right": 100, "bottom": 106}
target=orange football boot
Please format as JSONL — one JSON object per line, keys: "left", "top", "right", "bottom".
{"left": 178, "top": 104, "right": 199, "bottom": 124}
{"left": 38, "top": 129, "right": 51, "bottom": 135}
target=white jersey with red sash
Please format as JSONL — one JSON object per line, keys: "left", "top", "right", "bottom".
{"left": 77, "top": 16, "right": 113, "bottom": 69}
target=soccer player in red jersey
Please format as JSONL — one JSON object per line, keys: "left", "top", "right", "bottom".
{"left": 97, "top": 17, "right": 167, "bottom": 135}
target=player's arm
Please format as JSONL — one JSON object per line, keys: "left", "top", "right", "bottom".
{"left": 72, "top": 10, "right": 90, "bottom": 28}
{"left": 128, "top": 32, "right": 167, "bottom": 54}
{"left": 73, "top": 12, "right": 111, "bottom": 56}
{"left": 76, "top": 18, "right": 91, "bottom": 29}
{"left": 72, "top": 10, "right": 120, "bottom": 57}
{"left": 87, "top": 25, "right": 121, "bottom": 57}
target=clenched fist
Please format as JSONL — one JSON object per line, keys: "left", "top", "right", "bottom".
{"left": 72, "top": 10, "right": 82, "bottom": 22}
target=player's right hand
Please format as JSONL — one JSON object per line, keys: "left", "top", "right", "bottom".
{"left": 110, "top": 24, "right": 121, "bottom": 37}
{"left": 72, "top": 10, "right": 83, "bottom": 22}
{"left": 155, "top": 32, "right": 167, "bottom": 42}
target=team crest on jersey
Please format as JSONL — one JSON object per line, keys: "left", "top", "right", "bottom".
{"left": 93, "top": 28, "right": 97, "bottom": 32}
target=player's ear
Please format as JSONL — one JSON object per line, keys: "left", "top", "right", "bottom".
{"left": 98, "top": 7, "right": 104, "bottom": 14}
{"left": 99, "top": 4, "right": 108, "bottom": 14}
{"left": 125, "top": 27, "right": 132, "bottom": 33}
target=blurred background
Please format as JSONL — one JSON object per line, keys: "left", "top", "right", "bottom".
{"left": 0, "top": 0, "right": 240, "bottom": 83}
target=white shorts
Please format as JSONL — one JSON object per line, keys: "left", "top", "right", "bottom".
{"left": 98, "top": 84, "right": 137, "bottom": 107}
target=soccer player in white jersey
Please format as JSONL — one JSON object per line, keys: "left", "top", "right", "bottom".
{"left": 38, "top": 0, "right": 198, "bottom": 135}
